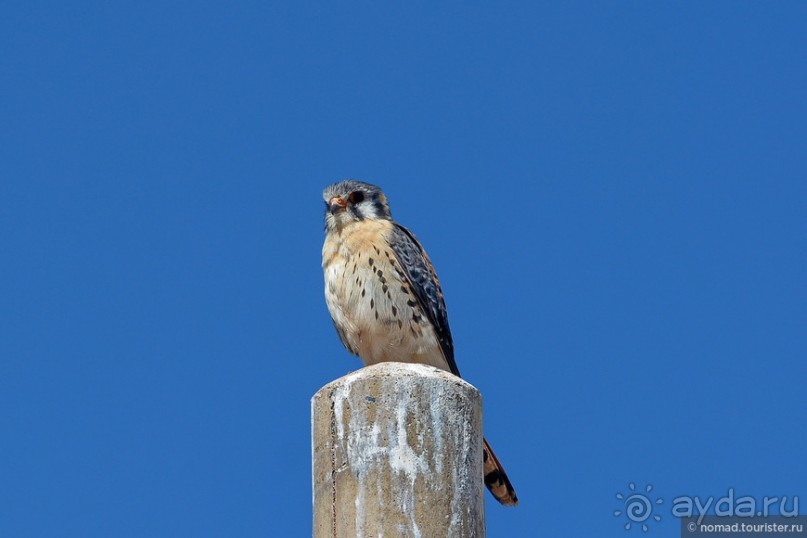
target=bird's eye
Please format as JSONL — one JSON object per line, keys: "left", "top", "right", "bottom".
{"left": 348, "top": 191, "right": 364, "bottom": 204}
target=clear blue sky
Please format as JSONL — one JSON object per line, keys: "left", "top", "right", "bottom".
{"left": 1, "top": 2, "right": 804, "bottom": 536}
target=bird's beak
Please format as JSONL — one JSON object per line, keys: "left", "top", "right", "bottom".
{"left": 328, "top": 196, "right": 347, "bottom": 213}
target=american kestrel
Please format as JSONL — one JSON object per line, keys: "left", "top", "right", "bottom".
{"left": 321, "top": 179, "right": 518, "bottom": 506}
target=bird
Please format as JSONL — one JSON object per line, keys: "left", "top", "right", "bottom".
{"left": 321, "top": 179, "right": 518, "bottom": 506}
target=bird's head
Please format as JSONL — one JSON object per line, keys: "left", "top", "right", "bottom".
{"left": 323, "top": 180, "right": 392, "bottom": 232}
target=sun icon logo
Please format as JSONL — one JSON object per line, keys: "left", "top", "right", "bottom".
{"left": 614, "top": 483, "right": 663, "bottom": 532}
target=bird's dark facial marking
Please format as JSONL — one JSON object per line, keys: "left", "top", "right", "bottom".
{"left": 348, "top": 191, "right": 365, "bottom": 204}
{"left": 348, "top": 203, "right": 365, "bottom": 221}
{"left": 372, "top": 201, "right": 385, "bottom": 217}
{"left": 347, "top": 191, "right": 367, "bottom": 221}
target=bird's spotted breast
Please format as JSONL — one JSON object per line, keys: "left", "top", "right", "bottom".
{"left": 322, "top": 219, "right": 449, "bottom": 371}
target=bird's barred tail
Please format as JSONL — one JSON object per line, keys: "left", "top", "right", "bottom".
{"left": 483, "top": 438, "right": 518, "bottom": 506}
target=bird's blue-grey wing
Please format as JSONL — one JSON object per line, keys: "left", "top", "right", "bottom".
{"left": 388, "top": 223, "right": 460, "bottom": 377}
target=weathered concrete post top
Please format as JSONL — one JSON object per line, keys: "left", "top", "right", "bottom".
{"left": 311, "top": 362, "right": 485, "bottom": 537}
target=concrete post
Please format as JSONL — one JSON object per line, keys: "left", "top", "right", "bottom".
{"left": 312, "top": 362, "right": 485, "bottom": 538}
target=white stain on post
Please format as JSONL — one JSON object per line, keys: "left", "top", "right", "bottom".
{"left": 312, "top": 362, "right": 485, "bottom": 538}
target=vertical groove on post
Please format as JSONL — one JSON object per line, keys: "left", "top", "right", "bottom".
{"left": 312, "top": 362, "right": 485, "bottom": 538}
{"left": 329, "top": 394, "right": 337, "bottom": 538}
